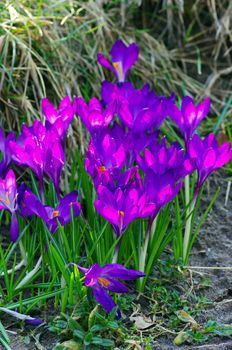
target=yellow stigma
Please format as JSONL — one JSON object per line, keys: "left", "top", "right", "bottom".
{"left": 118, "top": 210, "right": 124, "bottom": 229}
{"left": 113, "top": 61, "right": 124, "bottom": 82}
{"left": 0, "top": 192, "right": 11, "bottom": 205}
{"left": 98, "top": 277, "right": 111, "bottom": 288}
{"left": 98, "top": 166, "right": 106, "bottom": 173}
{"left": 53, "top": 210, "right": 59, "bottom": 218}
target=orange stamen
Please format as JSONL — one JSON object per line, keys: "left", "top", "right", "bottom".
{"left": 98, "top": 166, "right": 106, "bottom": 173}
{"left": 113, "top": 61, "right": 124, "bottom": 82}
{"left": 53, "top": 210, "right": 59, "bottom": 218}
{"left": 118, "top": 210, "right": 124, "bottom": 229}
{"left": 98, "top": 277, "right": 111, "bottom": 288}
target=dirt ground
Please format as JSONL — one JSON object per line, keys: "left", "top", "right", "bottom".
{"left": 1, "top": 171, "right": 232, "bottom": 350}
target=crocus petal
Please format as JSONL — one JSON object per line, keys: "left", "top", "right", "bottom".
{"left": 58, "top": 191, "right": 81, "bottom": 223}
{"left": 94, "top": 200, "right": 120, "bottom": 227}
{"left": 196, "top": 97, "right": 210, "bottom": 125}
{"left": 92, "top": 284, "right": 118, "bottom": 314}
{"left": 101, "top": 278, "right": 129, "bottom": 293}
{"left": 97, "top": 53, "right": 114, "bottom": 71}
{"left": 42, "top": 98, "right": 58, "bottom": 124}
{"left": 203, "top": 148, "right": 216, "bottom": 168}
{"left": 0, "top": 307, "right": 44, "bottom": 325}
{"left": 102, "top": 264, "right": 145, "bottom": 280}
{"left": 10, "top": 213, "right": 19, "bottom": 242}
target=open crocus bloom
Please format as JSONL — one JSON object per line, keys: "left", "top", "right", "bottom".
{"left": 144, "top": 172, "right": 182, "bottom": 216}
{"left": 187, "top": 133, "right": 232, "bottom": 189}
{"left": 76, "top": 263, "right": 144, "bottom": 318}
{"left": 94, "top": 171, "right": 156, "bottom": 236}
{"left": 169, "top": 96, "right": 210, "bottom": 143}
{"left": 75, "top": 96, "right": 116, "bottom": 133}
{"left": 118, "top": 88, "right": 173, "bottom": 134}
{"left": 98, "top": 40, "right": 139, "bottom": 83}
{"left": 42, "top": 96, "right": 75, "bottom": 139}
{"left": 0, "top": 170, "right": 19, "bottom": 241}
{"left": 136, "top": 137, "right": 187, "bottom": 181}
{"left": 20, "top": 188, "right": 81, "bottom": 233}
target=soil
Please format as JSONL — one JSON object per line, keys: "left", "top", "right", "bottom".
{"left": 152, "top": 171, "right": 232, "bottom": 350}
{"left": 0, "top": 171, "right": 231, "bottom": 350}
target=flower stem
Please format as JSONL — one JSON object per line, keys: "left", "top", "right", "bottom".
{"left": 39, "top": 178, "right": 45, "bottom": 204}
{"left": 184, "top": 175, "right": 190, "bottom": 207}
{"left": 183, "top": 189, "right": 199, "bottom": 263}
{"left": 112, "top": 239, "right": 121, "bottom": 264}
{"left": 19, "top": 240, "right": 27, "bottom": 266}
{"left": 139, "top": 218, "right": 154, "bottom": 274}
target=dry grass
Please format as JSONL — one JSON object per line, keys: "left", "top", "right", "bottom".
{"left": 0, "top": 0, "right": 232, "bottom": 133}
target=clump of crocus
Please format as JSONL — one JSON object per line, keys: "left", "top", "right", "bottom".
{"left": 98, "top": 40, "right": 139, "bottom": 83}
{"left": 9, "top": 121, "right": 64, "bottom": 199}
{"left": 0, "top": 170, "right": 19, "bottom": 241}
{"left": 74, "top": 263, "right": 144, "bottom": 318}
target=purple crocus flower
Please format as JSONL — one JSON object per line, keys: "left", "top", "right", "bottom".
{"left": 97, "top": 40, "right": 139, "bottom": 83}
{"left": 119, "top": 91, "right": 173, "bottom": 133}
{"left": 187, "top": 133, "right": 232, "bottom": 190}
{"left": 101, "top": 81, "right": 174, "bottom": 134}
{"left": 169, "top": 96, "right": 210, "bottom": 143}
{"left": 20, "top": 188, "right": 81, "bottom": 233}
{"left": 0, "top": 127, "right": 15, "bottom": 176}
{"left": 9, "top": 121, "right": 64, "bottom": 196}
{"left": 136, "top": 137, "right": 188, "bottom": 180}
{"left": 101, "top": 80, "right": 134, "bottom": 106}
{"left": 75, "top": 96, "right": 116, "bottom": 133}
{"left": 85, "top": 124, "right": 131, "bottom": 174}
{"left": 94, "top": 172, "right": 156, "bottom": 236}
{"left": 0, "top": 169, "right": 19, "bottom": 241}
{"left": 76, "top": 263, "right": 144, "bottom": 318}
{"left": 144, "top": 172, "right": 182, "bottom": 217}
{"left": 42, "top": 96, "right": 75, "bottom": 139}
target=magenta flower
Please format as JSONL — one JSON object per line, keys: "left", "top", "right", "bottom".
{"left": 94, "top": 172, "right": 156, "bottom": 236}
{"left": 136, "top": 138, "right": 188, "bottom": 180}
{"left": 75, "top": 96, "right": 116, "bottom": 133}
{"left": 0, "top": 127, "right": 15, "bottom": 176}
{"left": 187, "top": 133, "right": 232, "bottom": 189}
{"left": 97, "top": 40, "right": 139, "bottom": 83}
{"left": 0, "top": 170, "right": 19, "bottom": 241}
{"left": 9, "top": 121, "right": 64, "bottom": 196}
{"left": 144, "top": 172, "right": 182, "bottom": 216}
{"left": 85, "top": 125, "right": 130, "bottom": 174}
{"left": 101, "top": 81, "right": 134, "bottom": 106}
{"left": 169, "top": 96, "right": 210, "bottom": 143}
{"left": 76, "top": 263, "right": 144, "bottom": 318}
{"left": 42, "top": 96, "right": 75, "bottom": 139}
{"left": 20, "top": 188, "right": 81, "bottom": 233}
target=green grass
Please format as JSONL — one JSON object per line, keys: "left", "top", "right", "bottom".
{"left": 0, "top": 1, "right": 232, "bottom": 135}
